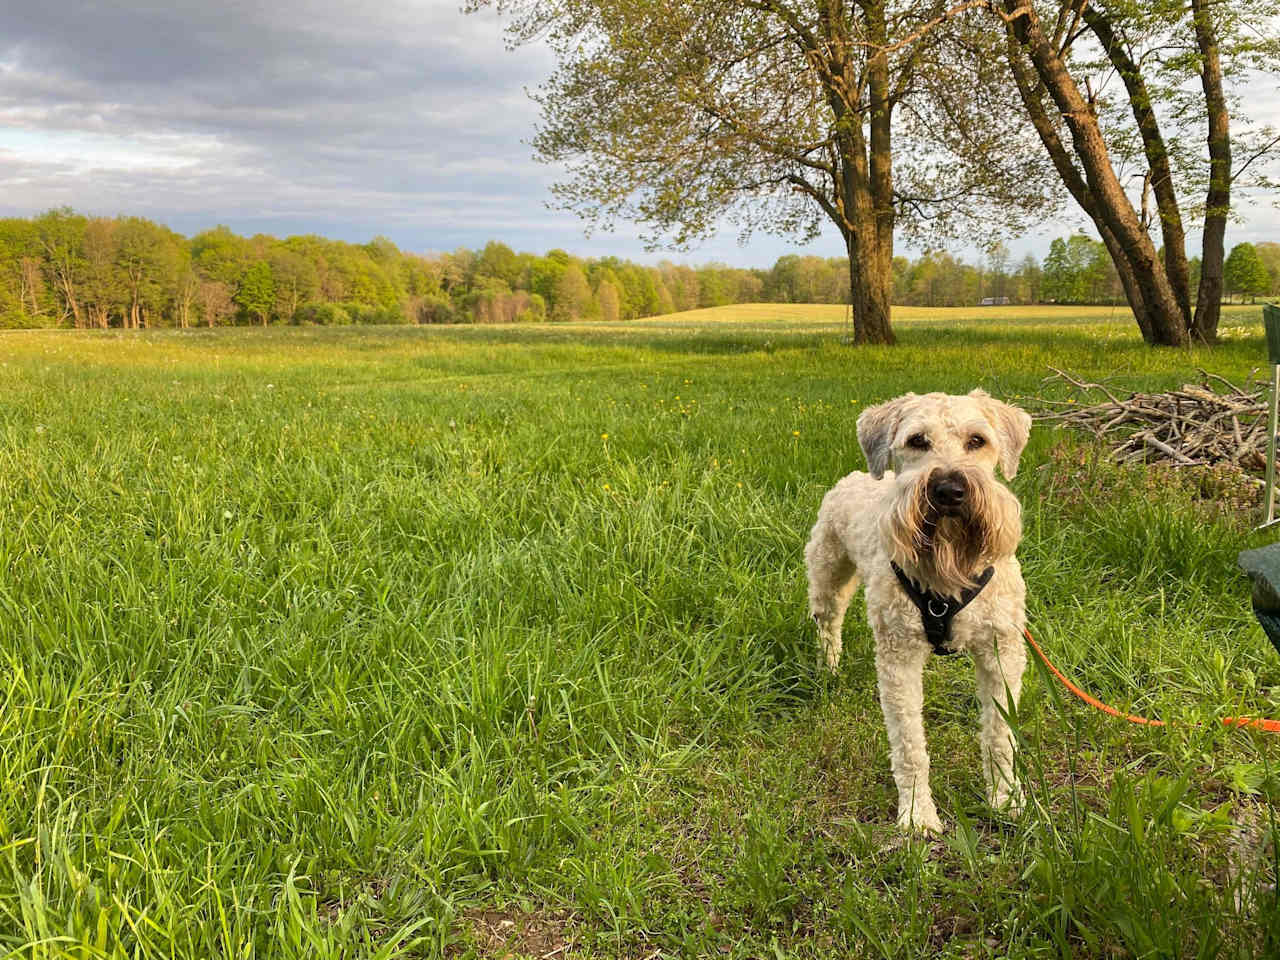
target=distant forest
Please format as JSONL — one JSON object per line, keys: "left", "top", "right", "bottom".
{"left": 1, "top": 209, "right": 1275, "bottom": 329}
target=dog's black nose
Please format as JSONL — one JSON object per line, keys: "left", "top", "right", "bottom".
{"left": 930, "top": 473, "right": 967, "bottom": 509}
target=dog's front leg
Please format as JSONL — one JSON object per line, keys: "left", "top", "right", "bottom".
{"left": 973, "top": 633, "right": 1027, "bottom": 815}
{"left": 874, "top": 640, "right": 941, "bottom": 833}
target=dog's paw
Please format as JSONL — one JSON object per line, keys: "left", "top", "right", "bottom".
{"left": 896, "top": 805, "right": 943, "bottom": 834}
{"left": 817, "top": 632, "right": 842, "bottom": 673}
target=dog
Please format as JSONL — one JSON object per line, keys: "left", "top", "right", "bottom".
{"left": 804, "top": 389, "right": 1032, "bottom": 832}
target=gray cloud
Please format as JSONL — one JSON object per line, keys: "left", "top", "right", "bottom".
{"left": 0, "top": 0, "right": 619, "bottom": 254}
{"left": 0, "top": 0, "right": 1273, "bottom": 267}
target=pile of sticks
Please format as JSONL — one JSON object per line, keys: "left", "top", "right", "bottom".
{"left": 1037, "top": 368, "right": 1272, "bottom": 474}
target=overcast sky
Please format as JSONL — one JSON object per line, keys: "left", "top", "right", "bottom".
{"left": 0, "top": 0, "right": 1275, "bottom": 268}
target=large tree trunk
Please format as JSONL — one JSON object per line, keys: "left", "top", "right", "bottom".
{"left": 1003, "top": 1, "right": 1188, "bottom": 346}
{"left": 1191, "top": 0, "right": 1230, "bottom": 344}
{"left": 844, "top": 228, "right": 895, "bottom": 345}
{"left": 1096, "top": 226, "right": 1152, "bottom": 340}
{"left": 835, "top": 0, "right": 896, "bottom": 346}
{"left": 1003, "top": 37, "right": 1150, "bottom": 341}
{"left": 1082, "top": 7, "right": 1191, "bottom": 328}
{"left": 866, "top": 0, "right": 895, "bottom": 346}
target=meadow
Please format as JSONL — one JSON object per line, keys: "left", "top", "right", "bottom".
{"left": 1, "top": 303, "right": 1278, "bottom": 958}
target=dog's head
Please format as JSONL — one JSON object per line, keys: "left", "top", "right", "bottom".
{"left": 857, "top": 389, "right": 1031, "bottom": 596}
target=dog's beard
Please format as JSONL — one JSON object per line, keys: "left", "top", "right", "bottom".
{"left": 881, "top": 466, "right": 1022, "bottom": 598}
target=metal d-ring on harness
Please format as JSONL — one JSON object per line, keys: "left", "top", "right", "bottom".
{"left": 890, "top": 562, "right": 995, "bottom": 655}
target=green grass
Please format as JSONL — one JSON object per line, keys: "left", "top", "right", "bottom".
{"left": 0, "top": 304, "right": 1278, "bottom": 958}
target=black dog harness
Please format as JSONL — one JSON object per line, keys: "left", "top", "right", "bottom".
{"left": 890, "top": 562, "right": 995, "bottom": 656}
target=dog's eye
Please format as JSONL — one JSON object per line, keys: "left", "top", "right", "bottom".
{"left": 906, "top": 433, "right": 930, "bottom": 450}
{"left": 967, "top": 434, "right": 987, "bottom": 450}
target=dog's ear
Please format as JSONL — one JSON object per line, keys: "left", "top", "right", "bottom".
{"left": 970, "top": 389, "right": 1032, "bottom": 478}
{"left": 857, "top": 395, "right": 911, "bottom": 479}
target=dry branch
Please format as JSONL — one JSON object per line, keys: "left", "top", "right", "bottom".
{"left": 1036, "top": 368, "right": 1273, "bottom": 476}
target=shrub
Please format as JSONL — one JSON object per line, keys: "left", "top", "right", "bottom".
{"left": 293, "top": 302, "right": 351, "bottom": 325}
{"left": 516, "top": 292, "right": 547, "bottom": 324}
{"left": 336, "top": 301, "right": 404, "bottom": 325}
{"left": 409, "top": 293, "right": 459, "bottom": 324}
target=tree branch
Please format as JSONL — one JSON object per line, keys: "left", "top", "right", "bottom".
{"left": 1231, "top": 132, "right": 1280, "bottom": 185}
{"left": 786, "top": 173, "right": 852, "bottom": 232}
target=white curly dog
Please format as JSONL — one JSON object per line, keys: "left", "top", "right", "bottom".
{"left": 805, "top": 389, "right": 1032, "bottom": 832}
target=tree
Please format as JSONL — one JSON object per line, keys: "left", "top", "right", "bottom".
{"left": 597, "top": 279, "right": 621, "bottom": 322}
{"left": 35, "top": 208, "right": 88, "bottom": 327}
{"left": 268, "top": 247, "right": 319, "bottom": 323}
{"left": 191, "top": 226, "right": 251, "bottom": 294}
{"left": 1256, "top": 242, "right": 1280, "bottom": 297}
{"left": 1223, "top": 242, "right": 1270, "bottom": 302}
{"left": 471, "top": 0, "right": 1049, "bottom": 345}
{"left": 985, "top": 242, "right": 1011, "bottom": 301}
{"left": 527, "top": 255, "right": 566, "bottom": 309}
{"left": 1040, "top": 234, "right": 1118, "bottom": 304}
{"left": 1040, "top": 237, "right": 1073, "bottom": 303}
{"left": 80, "top": 217, "right": 121, "bottom": 328}
{"left": 660, "top": 263, "right": 700, "bottom": 312}
{"left": 998, "top": 0, "right": 1280, "bottom": 344}
{"left": 116, "top": 218, "right": 179, "bottom": 328}
{"left": 476, "top": 241, "right": 523, "bottom": 289}
{"left": 0, "top": 218, "right": 48, "bottom": 327}
{"left": 551, "top": 263, "right": 591, "bottom": 321}
{"left": 197, "top": 279, "right": 234, "bottom": 327}
{"left": 654, "top": 276, "right": 676, "bottom": 315}
{"left": 236, "top": 261, "right": 276, "bottom": 325}
{"left": 517, "top": 293, "right": 547, "bottom": 323}
{"left": 174, "top": 258, "right": 198, "bottom": 329}
{"left": 1012, "top": 254, "right": 1042, "bottom": 304}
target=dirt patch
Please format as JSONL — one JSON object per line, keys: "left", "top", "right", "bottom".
{"left": 449, "top": 906, "right": 579, "bottom": 959}
{"left": 317, "top": 876, "right": 392, "bottom": 926}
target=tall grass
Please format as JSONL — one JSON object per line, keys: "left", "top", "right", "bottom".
{"left": 0, "top": 305, "right": 1275, "bottom": 957}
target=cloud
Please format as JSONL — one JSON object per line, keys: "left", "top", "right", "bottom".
{"left": 0, "top": 0, "right": 1274, "bottom": 268}
{"left": 0, "top": 0, "right": 600, "bottom": 251}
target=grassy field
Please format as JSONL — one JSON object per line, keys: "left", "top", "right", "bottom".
{"left": 1, "top": 303, "right": 1278, "bottom": 958}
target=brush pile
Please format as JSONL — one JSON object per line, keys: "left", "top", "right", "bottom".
{"left": 1037, "top": 368, "right": 1273, "bottom": 475}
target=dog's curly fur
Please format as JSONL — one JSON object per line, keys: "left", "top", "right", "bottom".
{"left": 805, "top": 389, "right": 1032, "bottom": 832}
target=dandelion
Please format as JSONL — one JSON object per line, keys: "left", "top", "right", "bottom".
{"left": 792, "top": 430, "right": 800, "bottom": 437}
{"left": 601, "top": 433, "right": 609, "bottom": 440}
{"left": 603, "top": 483, "right": 611, "bottom": 491}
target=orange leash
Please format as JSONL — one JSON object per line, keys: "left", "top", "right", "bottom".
{"left": 1022, "top": 626, "right": 1280, "bottom": 734}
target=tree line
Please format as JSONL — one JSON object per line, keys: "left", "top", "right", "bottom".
{"left": 471, "top": 0, "right": 1279, "bottom": 346}
{"left": 0, "top": 210, "right": 1273, "bottom": 330}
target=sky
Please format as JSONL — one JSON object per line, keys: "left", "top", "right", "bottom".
{"left": 0, "top": 0, "right": 1275, "bottom": 269}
